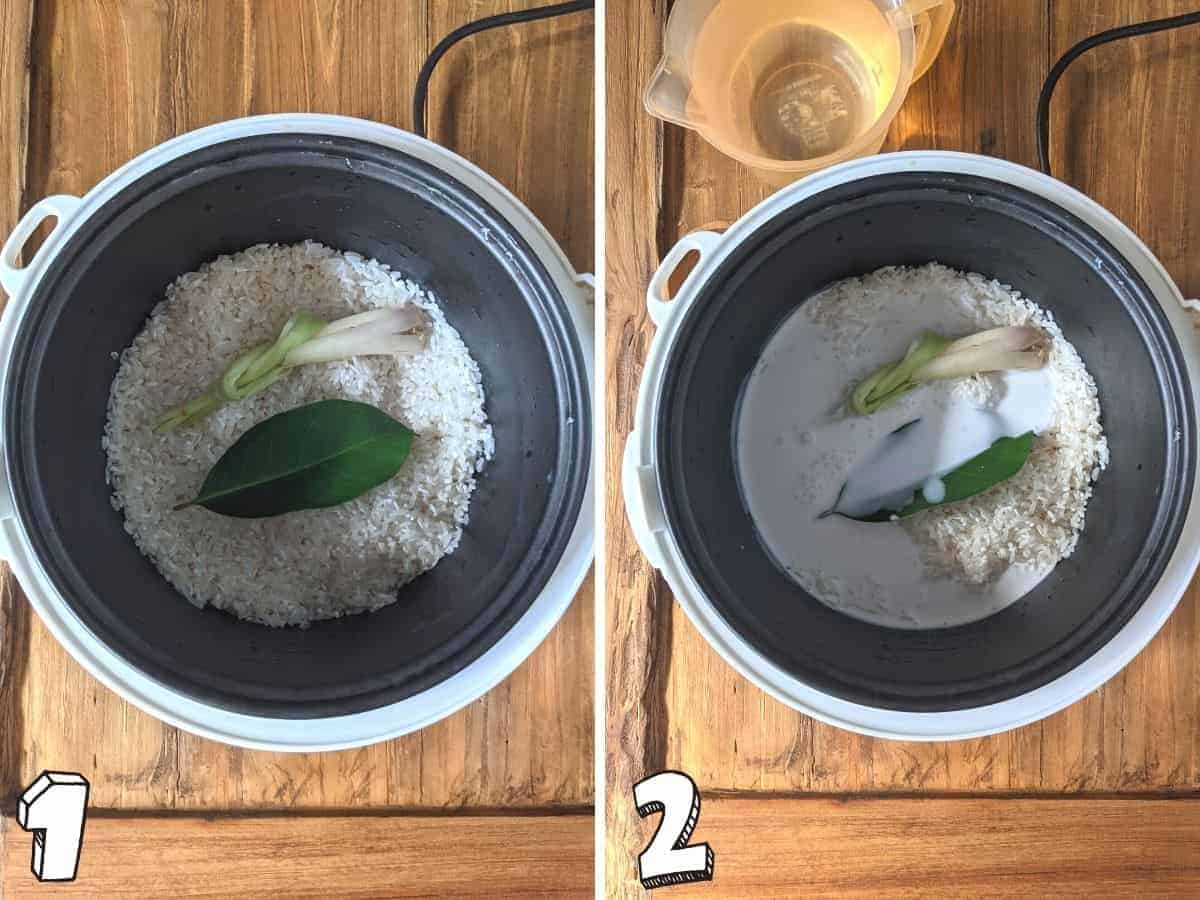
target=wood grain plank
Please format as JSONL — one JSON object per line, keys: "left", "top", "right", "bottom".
{"left": 609, "top": 0, "right": 1200, "bottom": 799}
{"left": 421, "top": 0, "right": 595, "bottom": 812}
{"left": 0, "top": 0, "right": 32, "bottom": 250}
{"left": 1049, "top": 0, "right": 1200, "bottom": 299}
{"left": 3, "top": 0, "right": 592, "bottom": 812}
{"left": 625, "top": 797, "right": 1200, "bottom": 898}
{"left": 1029, "top": 0, "right": 1200, "bottom": 796}
{"left": 888, "top": 0, "right": 1050, "bottom": 166}
{"left": 428, "top": 0, "right": 595, "bottom": 273}
{"left": 604, "top": 0, "right": 670, "bottom": 896}
{"left": 0, "top": 0, "right": 34, "bottom": 811}
{"left": 0, "top": 812, "right": 592, "bottom": 898}
{"left": 12, "top": 580, "right": 593, "bottom": 810}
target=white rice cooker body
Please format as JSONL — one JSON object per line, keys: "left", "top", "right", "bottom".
{"left": 0, "top": 114, "right": 595, "bottom": 751}
{"left": 624, "top": 150, "right": 1200, "bottom": 740}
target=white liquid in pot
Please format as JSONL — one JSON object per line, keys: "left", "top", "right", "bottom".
{"left": 735, "top": 284, "right": 1057, "bottom": 630}
{"left": 830, "top": 370, "right": 1053, "bottom": 520}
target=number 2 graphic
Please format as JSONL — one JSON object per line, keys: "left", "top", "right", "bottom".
{"left": 17, "top": 771, "right": 90, "bottom": 882}
{"left": 634, "top": 770, "right": 714, "bottom": 889}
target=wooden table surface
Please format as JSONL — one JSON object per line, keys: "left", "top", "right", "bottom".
{"left": 0, "top": 0, "right": 594, "bottom": 895}
{"left": 607, "top": 0, "right": 1200, "bottom": 896}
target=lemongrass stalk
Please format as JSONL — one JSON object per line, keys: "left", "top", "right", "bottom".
{"left": 912, "top": 326, "right": 1049, "bottom": 381}
{"left": 850, "top": 332, "right": 949, "bottom": 416}
{"left": 153, "top": 306, "right": 427, "bottom": 432}
{"left": 314, "top": 305, "right": 424, "bottom": 337}
{"left": 283, "top": 308, "right": 427, "bottom": 367}
{"left": 849, "top": 325, "right": 1049, "bottom": 416}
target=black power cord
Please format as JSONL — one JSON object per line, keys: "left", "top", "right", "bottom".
{"left": 412, "top": 0, "right": 595, "bottom": 139}
{"left": 1037, "top": 10, "right": 1200, "bottom": 176}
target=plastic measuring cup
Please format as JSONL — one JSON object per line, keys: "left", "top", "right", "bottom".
{"left": 645, "top": 0, "right": 956, "bottom": 187}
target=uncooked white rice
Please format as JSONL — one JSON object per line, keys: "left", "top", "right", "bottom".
{"left": 104, "top": 241, "right": 494, "bottom": 627}
{"left": 811, "top": 262, "right": 1108, "bottom": 585}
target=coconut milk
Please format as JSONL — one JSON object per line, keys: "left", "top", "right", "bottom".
{"left": 735, "top": 285, "right": 1056, "bottom": 630}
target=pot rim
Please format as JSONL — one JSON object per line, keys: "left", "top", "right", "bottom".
{"left": 0, "top": 113, "right": 595, "bottom": 751}
{"left": 625, "top": 149, "right": 1200, "bottom": 740}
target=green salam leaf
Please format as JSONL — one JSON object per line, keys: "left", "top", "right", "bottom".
{"left": 177, "top": 399, "right": 414, "bottom": 518}
{"left": 836, "top": 431, "right": 1035, "bottom": 523}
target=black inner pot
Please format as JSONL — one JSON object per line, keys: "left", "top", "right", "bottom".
{"left": 657, "top": 172, "right": 1193, "bottom": 712}
{"left": 5, "top": 134, "right": 589, "bottom": 718}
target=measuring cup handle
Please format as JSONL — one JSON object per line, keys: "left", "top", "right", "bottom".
{"left": 646, "top": 231, "right": 723, "bottom": 328}
{"left": 904, "top": 0, "right": 956, "bottom": 82}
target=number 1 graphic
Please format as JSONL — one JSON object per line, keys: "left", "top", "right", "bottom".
{"left": 17, "top": 771, "right": 90, "bottom": 882}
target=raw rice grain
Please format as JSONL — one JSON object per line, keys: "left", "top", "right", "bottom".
{"left": 104, "top": 241, "right": 494, "bottom": 627}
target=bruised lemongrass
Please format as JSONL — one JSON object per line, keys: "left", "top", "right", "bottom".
{"left": 312, "top": 305, "right": 426, "bottom": 338}
{"left": 283, "top": 308, "right": 426, "bottom": 367}
{"left": 850, "top": 332, "right": 949, "bottom": 417}
{"left": 850, "top": 325, "right": 1049, "bottom": 416}
{"left": 913, "top": 325, "right": 1049, "bottom": 381}
{"left": 153, "top": 306, "right": 428, "bottom": 432}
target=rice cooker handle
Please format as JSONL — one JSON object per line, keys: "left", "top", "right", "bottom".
{"left": 646, "top": 231, "right": 724, "bottom": 328}
{"left": 573, "top": 272, "right": 597, "bottom": 337}
{"left": 0, "top": 195, "right": 84, "bottom": 298}
{"left": 1180, "top": 299, "right": 1200, "bottom": 357}
{"left": 622, "top": 435, "right": 669, "bottom": 571}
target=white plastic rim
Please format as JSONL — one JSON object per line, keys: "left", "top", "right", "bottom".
{"left": 625, "top": 150, "right": 1200, "bottom": 741}
{"left": 0, "top": 114, "right": 595, "bottom": 751}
